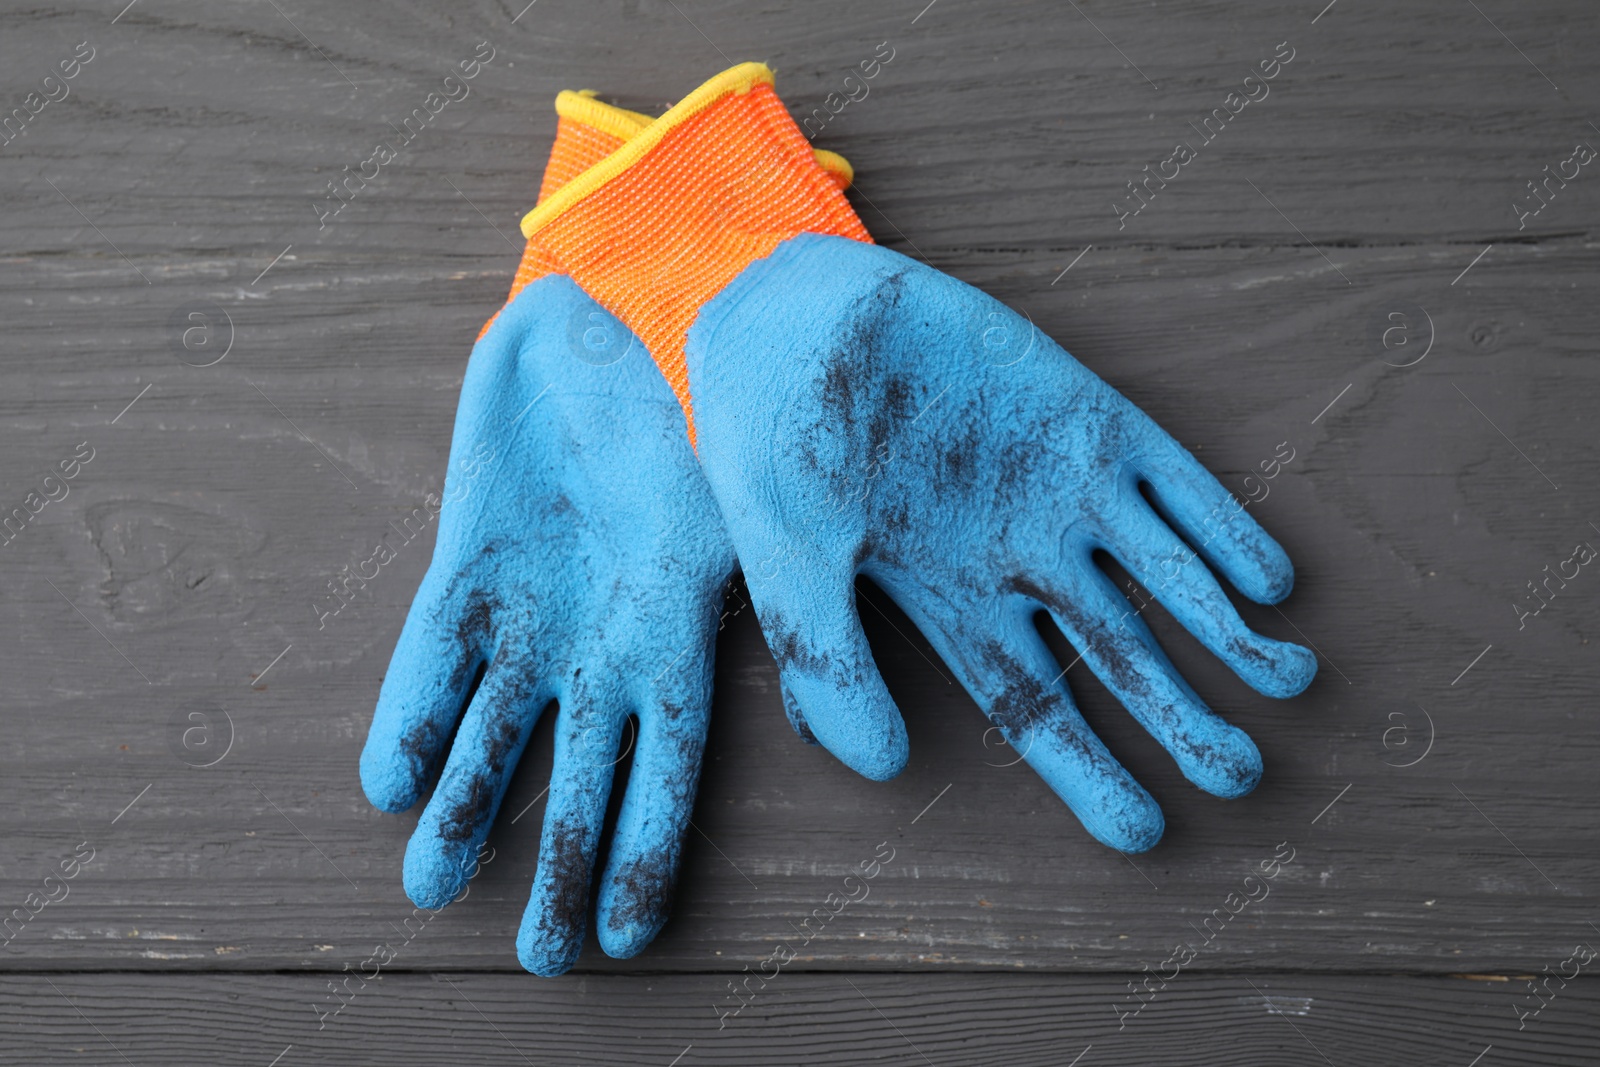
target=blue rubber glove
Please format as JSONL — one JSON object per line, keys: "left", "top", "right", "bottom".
{"left": 518, "top": 64, "right": 1317, "bottom": 853}
{"left": 694, "top": 234, "right": 1315, "bottom": 850}
{"left": 359, "top": 274, "right": 735, "bottom": 975}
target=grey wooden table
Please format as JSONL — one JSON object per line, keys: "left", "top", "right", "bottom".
{"left": 1, "top": 0, "right": 1596, "bottom": 1063}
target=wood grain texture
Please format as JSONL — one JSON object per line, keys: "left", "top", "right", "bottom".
{"left": 0, "top": 0, "right": 1596, "bottom": 1054}
{"left": 0, "top": 972, "right": 1594, "bottom": 1066}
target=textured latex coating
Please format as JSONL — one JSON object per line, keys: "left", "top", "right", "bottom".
{"left": 360, "top": 275, "right": 735, "bottom": 975}
{"left": 685, "top": 234, "right": 1317, "bottom": 852}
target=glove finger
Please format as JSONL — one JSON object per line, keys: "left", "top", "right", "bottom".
{"left": 402, "top": 654, "right": 546, "bottom": 909}
{"left": 1101, "top": 497, "right": 1316, "bottom": 699}
{"left": 1031, "top": 566, "right": 1264, "bottom": 799}
{"left": 943, "top": 608, "right": 1164, "bottom": 852}
{"left": 594, "top": 656, "right": 714, "bottom": 959}
{"left": 516, "top": 701, "right": 626, "bottom": 977}
{"left": 360, "top": 575, "right": 491, "bottom": 813}
{"left": 747, "top": 564, "right": 908, "bottom": 782}
{"left": 1125, "top": 429, "right": 1296, "bottom": 605}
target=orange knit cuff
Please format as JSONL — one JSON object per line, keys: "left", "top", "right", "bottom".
{"left": 480, "top": 94, "right": 644, "bottom": 339}
{"left": 481, "top": 85, "right": 856, "bottom": 348}
{"left": 517, "top": 64, "right": 874, "bottom": 441}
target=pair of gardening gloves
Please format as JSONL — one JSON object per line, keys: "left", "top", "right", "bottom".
{"left": 360, "top": 65, "right": 1316, "bottom": 976}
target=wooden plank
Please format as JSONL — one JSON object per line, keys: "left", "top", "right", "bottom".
{"left": 1, "top": 971, "right": 1593, "bottom": 1066}
{"left": 0, "top": 1, "right": 1596, "bottom": 260}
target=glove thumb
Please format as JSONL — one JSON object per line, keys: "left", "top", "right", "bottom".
{"left": 750, "top": 566, "right": 909, "bottom": 781}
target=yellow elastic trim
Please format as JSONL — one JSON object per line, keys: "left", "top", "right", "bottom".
{"left": 522, "top": 62, "right": 776, "bottom": 238}
{"left": 555, "top": 89, "right": 654, "bottom": 140}
{"left": 812, "top": 148, "right": 854, "bottom": 187}
{"left": 550, "top": 79, "right": 848, "bottom": 196}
